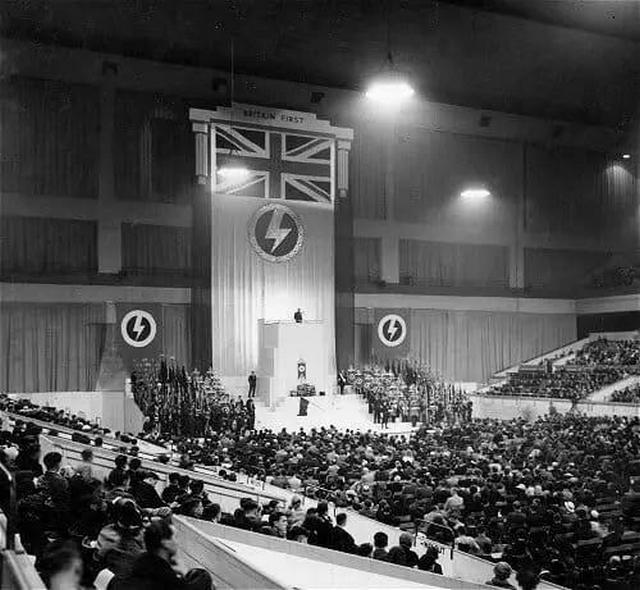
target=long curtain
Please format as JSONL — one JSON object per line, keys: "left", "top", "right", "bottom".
{"left": 122, "top": 223, "right": 191, "bottom": 276}
{"left": 0, "top": 303, "right": 105, "bottom": 393}
{"left": 399, "top": 239, "right": 509, "bottom": 287}
{"left": 353, "top": 237, "right": 381, "bottom": 281}
{"left": 211, "top": 195, "right": 335, "bottom": 378}
{"left": 408, "top": 309, "right": 576, "bottom": 382}
{"left": 1, "top": 216, "right": 97, "bottom": 276}
{"left": 114, "top": 90, "right": 193, "bottom": 203}
{"left": 0, "top": 77, "right": 99, "bottom": 198}
{"left": 161, "top": 304, "right": 191, "bottom": 367}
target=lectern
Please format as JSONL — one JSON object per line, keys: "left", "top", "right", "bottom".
{"left": 258, "top": 320, "right": 332, "bottom": 408}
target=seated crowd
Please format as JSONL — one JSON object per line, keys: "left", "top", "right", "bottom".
{"left": 488, "top": 367, "right": 624, "bottom": 400}
{"left": 573, "top": 339, "right": 640, "bottom": 367}
{"left": 4, "top": 377, "right": 640, "bottom": 588}
{"left": 610, "top": 385, "right": 640, "bottom": 404}
{"left": 487, "top": 339, "right": 640, "bottom": 400}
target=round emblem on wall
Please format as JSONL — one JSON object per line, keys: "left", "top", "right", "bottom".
{"left": 121, "top": 310, "right": 157, "bottom": 348}
{"left": 377, "top": 314, "right": 407, "bottom": 348}
{"left": 248, "top": 203, "right": 304, "bottom": 263}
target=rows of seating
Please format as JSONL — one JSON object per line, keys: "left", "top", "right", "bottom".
{"left": 6, "top": 390, "right": 640, "bottom": 588}
{"left": 485, "top": 339, "right": 640, "bottom": 400}
{"left": 610, "top": 385, "right": 640, "bottom": 404}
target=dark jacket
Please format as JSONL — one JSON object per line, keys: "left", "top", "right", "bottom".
{"left": 388, "top": 545, "right": 419, "bottom": 568}
{"left": 330, "top": 526, "right": 356, "bottom": 553}
{"left": 132, "top": 481, "right": 166, "bottom": 509}
{"left": 108, "top": 553, "right": 188, "bottom": 590}
{"left": 372, "top": 547, "right": 389, "bottom": 561}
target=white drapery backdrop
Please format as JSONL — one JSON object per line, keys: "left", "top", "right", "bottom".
{"left": 211, "top": 195, "right": 335, "bottom": 380}
{"left": 408, "top": 309, "right": 576, "bottom": 382}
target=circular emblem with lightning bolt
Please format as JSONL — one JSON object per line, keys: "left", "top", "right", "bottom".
{"left": 377, "top": 314, "right": 407, "bottom": 348}
{"left": 249, "top": 203, "right": 304, "bottom": 263}
{"left": 121, "top": 310, "right": 157, "bottom": 348}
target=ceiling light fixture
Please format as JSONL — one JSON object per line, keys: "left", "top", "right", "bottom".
{"left": 217, "top": 166, "right": 250, "bottom": 180}
{"left": 365, "top": 2, "right": 414, "bottom": 107}
{"left": 622, "top": 153, "right": 631, "bottom": 160}
{"left": 460, "top": 188, "right": 491, "bottom": 200}
{"left": 216, "top": 38, "right": 250, "bottom": 184}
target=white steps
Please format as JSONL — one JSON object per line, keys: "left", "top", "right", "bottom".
{"left": 253, "top": 394, "right": 417, "bottom": 434}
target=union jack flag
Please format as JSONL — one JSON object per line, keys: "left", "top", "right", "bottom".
{"left": 213, "top": 124, "right": 335, "bottom": 204}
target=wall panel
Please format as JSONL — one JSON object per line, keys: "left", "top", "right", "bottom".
{"left": 0, "top": 216, "right": 97, "bottom": 277}
{"left": 0, "top": 77, "right": 99, "bottom": 199}
{"left": 393, "top": 128, "right": 519, "bottom": 229}
{"left": 353, "top": 237, "right": 381, "bottom": 282}
{"left": 399, "top": 239, "right": 508, "bottom": 288}
{"left": 122, "top": 223, "right": 191, "bottom": 277}
{"left": 114, "top": 90, "right": 194, "bottom": 203}
{"left": 350, "top": 121, "right": 386, "bottom": 219}
{"left": 525, "top": 145, "right": 636, "bottom": 242}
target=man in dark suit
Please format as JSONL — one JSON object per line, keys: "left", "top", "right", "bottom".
{"left": 294, "top": 308, "right": 303, "bottom": 323}
{"left": 330, "top": 513, "right": 356, "bottom": 553}
{"left": 248, "top": 371, "right": 257, "bottom": 398}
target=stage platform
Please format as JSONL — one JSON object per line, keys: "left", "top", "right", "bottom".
{"left": 254, "top": 393, "right": 419, "bottom": 435}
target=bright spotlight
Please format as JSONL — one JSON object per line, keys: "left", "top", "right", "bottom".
{"left": 622, "top": 153, "right": 631, "bottom": 160}
{"left": 217, "top": 166, "right": 250, "bottom": 181}
{"left": 365, "top": 79, "right": 415, "bottom": 104}
{"left": 460, "top": 188, "right": 491, "bottom": 200}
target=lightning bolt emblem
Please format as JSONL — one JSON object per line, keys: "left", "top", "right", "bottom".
{"left": 265, "top": 209, "right": 292, "bottom": 253}
{"left": 132, "top": 313, "right": 145, "bottom": 341}
{"left": 387, "top": 319, "right": 399, "bottom": 340}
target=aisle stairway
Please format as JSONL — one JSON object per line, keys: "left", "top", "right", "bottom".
{"left": 254, "top": 393, "right": 418, "bottom": 434}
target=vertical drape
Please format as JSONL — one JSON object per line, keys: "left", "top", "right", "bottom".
{"left": 0, "top": 216, "right": 98, "bottom": 276}
{"left": 211, "top": 196, "right": 335, "bottom": 378}
{"left": 353, "top": 237, "right": 381, "bottom": 281}
{"left": 0, "top": 77, "right": 99, "bottom": 198}
{"left": 114, "top": 90, "right": 193, "bottom": 203}
{"left": 0, "top": 303, "right": 105, "bottom": 393}
{"left": 350, "top": 121, "right": 386, "bottom": 219}
{"left": 407, "top": 309, "right": 576, "bottom": 382}
{"left": 122, "top": 223, "right": 191, "bottom": 276}
{"left": 399, "top": 239, "right": 508, "bottom": 287}
{"left": 526, "top": 146, "right": 636, "bottom": 242}
{"left": 524, "top": 248, "right": 613, "bottom": 291}
{"left": 161, "top": 304, "right": 192, "bottom": 368}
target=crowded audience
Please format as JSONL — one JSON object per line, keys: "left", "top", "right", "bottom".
{"left": 487, "top": 339, "right": 640, "bottom": 401}
{"left": 488, "top": 367, "right": 624, "bottom": 400}
{"left": 6, "top": 403, "right": 640, "bottom": 589}
{"left": 573, "top": 339, "right": 640, "bottom": 367}
{"left": 610, "top": 385, "right": 640, "bottom": 404}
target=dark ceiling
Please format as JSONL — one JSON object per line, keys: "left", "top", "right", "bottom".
{"left": 2, "top": 0, "right": 639, "bottom": 128}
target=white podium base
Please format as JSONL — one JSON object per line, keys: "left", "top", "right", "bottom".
{"left": 258, "top": 320, "right": 333, "bottom": 408}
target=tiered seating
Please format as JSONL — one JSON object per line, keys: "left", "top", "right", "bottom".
{"left": 7, "top": 390, "right": 640, "bottom": 587}
{"left": 611, "top": 385, "right": 640, "bottom": 403}
{"left": 486, "top": 338, "right": 640, "bottom": 400}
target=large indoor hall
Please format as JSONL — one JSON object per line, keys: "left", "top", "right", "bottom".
{"left": 1, "top": 1, "right": 640, "bottom": 589}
